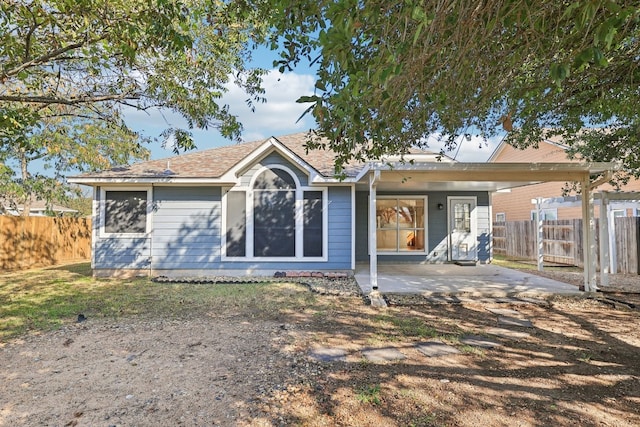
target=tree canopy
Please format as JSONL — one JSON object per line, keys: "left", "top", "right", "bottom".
{"left": 262, "top": 0, "right": 640, "bottom": 178}
{"left": 1, "top": 0, "right": 268, "bottom": 211}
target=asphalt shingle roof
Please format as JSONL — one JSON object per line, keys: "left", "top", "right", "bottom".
{"left": 74, "top": 132, "right": 440, "bottom": 180}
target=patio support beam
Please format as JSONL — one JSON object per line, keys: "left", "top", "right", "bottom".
{"left": 599, "top": 191, "right": 610, "bottom": 287}
{"left": 369, "top": 169, "right": 380, "bottom": 291}
{"left": 534, "top": 197, "right": 544, "bottom": 271}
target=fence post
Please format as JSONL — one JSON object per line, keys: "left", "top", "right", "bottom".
{"left": 636, "top": 217, "right": 640, "bottom": 275}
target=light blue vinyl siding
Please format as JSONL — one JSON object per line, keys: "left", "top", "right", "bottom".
{"left": 325, "top": 186, "right": 352, "bottom": 267}
{"left": 94, "top": 238, "right": 151, "bottom": 269}
{"left": 476, "top": 205, "right": 491, "bottom": 261}
{"left": 151, "top": 186, "right": 221, "bottom": 270}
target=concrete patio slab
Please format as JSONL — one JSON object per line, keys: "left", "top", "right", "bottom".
{"left": 355, "top": 263, "right": 581, "bottom": 297}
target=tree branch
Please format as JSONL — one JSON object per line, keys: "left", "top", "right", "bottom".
{"left": 0, "top": 93, "right": 141, "bottom": 105}
{"left": 2, "top": 34, "right": 108, "bottom": 80}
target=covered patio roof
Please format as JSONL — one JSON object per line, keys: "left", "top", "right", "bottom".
{"left": 354, "top": 161, "right": 614, "bottom": 191}
{"left": 360, "top": 161, "right": 618, "bottom": 294}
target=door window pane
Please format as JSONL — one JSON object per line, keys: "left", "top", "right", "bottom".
{"left": 454, "top": 203, "right": 471, "bottom": 232}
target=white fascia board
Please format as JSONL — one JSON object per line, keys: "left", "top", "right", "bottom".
{"left": 371, "top": 161, "right": 612, "bottom": 172}
{"left": 380, "top": 153, "right": 454, "bottom": 163}
{"left": 67, "top": 177, "right": 237, "bottom": 186}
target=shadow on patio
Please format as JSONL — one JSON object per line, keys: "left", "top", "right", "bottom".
{"left": 354, "top": 262, "right": 582, "bottom": 297}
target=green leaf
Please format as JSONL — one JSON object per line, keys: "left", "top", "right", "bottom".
{"left": 297, "top": 95, "right": 321, "bottom": 103}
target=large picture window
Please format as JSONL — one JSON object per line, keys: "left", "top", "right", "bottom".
{"left": 376, "top": 197, "right": 426, "bottom": 252}
{"left": 100, "top": 188, "right": 150, "bottom": 236}
{"left": 223, "top": 166, "right": 327, "bottom": 260}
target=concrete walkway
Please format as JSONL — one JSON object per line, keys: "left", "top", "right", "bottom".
{"left": 354, "top": 263, "right": 581, "bottom": 297}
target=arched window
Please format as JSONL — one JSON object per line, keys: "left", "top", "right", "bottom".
{"left": 223, "top": 165, "right": 327, "bottom": 260}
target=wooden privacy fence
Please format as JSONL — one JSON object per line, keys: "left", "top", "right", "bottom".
{"left": 493, "top": 218, "right": 640, "bottom": 274}
{"left": 0, "top": 216, "right": 91, "bottom": 270}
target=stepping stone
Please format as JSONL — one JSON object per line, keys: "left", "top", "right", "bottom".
{"left": 309, "top": 347, "right": 347, "bottom": 362}
{"left": 487, "top": 308, "right": 522, "bottom": 317}
{"left": 460, "top": 335, "right": 502, "bottom": 348}
{"left": 361, "top": 347, "right": 406, "bottom": 363}
{"left": 415, "top": 341, "right": 461, "bottom": 357}
{"left": 486, "top": 327, "right": 531, "bottom": 340}
{"left": 498, "top": 316, "right": 533, "bottom": 328}
{"left": 516, "top": 297, "right": 548, "bottom": 306}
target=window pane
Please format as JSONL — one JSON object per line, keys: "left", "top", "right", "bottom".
{"left": 399, "top": 229, "right": 425, "bottom": 251}
{"left": 226, "top": 191, "right": 246, "bottom": 257}
{"left": 376, "top": 199, "right": 398, "bottom": 228}
{"left": 303, "top": 191, "right": 323, "bottom": 257}
{"left": 454, "top": 203, "right": 471, "bottom": 232}
{"left": 254, "top": 190, "right": 295, "bottom": 256}
{"left": 253, "top": 168, "right": 296, "bottom": 189}
{"left": 105, "top": 191, "right": 147, "bottom": 234}
{"left": 377, "top": 229, "right": 398, "bottom": 251}
{"left": 398, "top": 199, "right": 424, "bottom": 228}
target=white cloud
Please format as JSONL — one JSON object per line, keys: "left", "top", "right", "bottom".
{"left": 222, "top": 70, "right": 316, "bottom": 140}
{"left": 124, "top": 70, "right": 316, "bottom": 159}
{"left": 422, "top": 133, "right": 505, "bottom": 162}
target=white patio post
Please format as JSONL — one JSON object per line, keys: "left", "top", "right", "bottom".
{"left": 582, "top": 177, "right": 596, "bottom": 291}
{"left": 599, "top": 191, "right": 610, "bottom": 288}
{"left": 535, "top": 197, "right": 544, "bottom": 271}
{"left": 369, "top": 169, "right": 380, "bottom": 291}
{"left": 608, "top": 202, "right": 618, "bottom": 274}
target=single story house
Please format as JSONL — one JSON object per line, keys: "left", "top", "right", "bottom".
{"left": 69, "top": 133, "right": 613, "bottom": 290}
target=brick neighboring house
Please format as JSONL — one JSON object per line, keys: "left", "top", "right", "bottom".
{"left": 489, "top": 138, "right": 640, "bottom": 221}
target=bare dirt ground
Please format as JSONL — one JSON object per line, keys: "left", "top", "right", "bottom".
{"left": 1, "top": 273, "right": 640, "bottom": 426}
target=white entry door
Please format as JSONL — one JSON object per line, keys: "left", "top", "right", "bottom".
{"left": 448, "top": 197, "right": 477, "bottom": 261}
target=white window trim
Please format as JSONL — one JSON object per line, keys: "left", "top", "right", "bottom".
{"left": 495, "top": 212, "right": 506, "bottom": 222}
{"left": 99, "top": 186, "right": 152, "bottom": 238}
{"left": 530, "top": 208, "right": 558, "bottom": 221}
{"left": 375, "top": 195, "right": 429, "bottom": 255}
{"left": 221, "top": 165, "right": 328, "bottom": 262}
